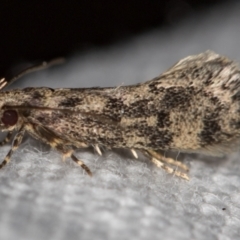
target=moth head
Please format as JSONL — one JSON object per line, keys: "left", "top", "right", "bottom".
{"left": 0, "top": 109, "right": 19, "bottom": 131}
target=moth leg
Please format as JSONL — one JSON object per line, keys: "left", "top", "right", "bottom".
{"left": 51, "top": 143, "right": 92, "bottom": 176}
{"left": 0, "top": 127, "right": 25, "bottom": 169}
{"left": 94, "top": 145, "right": 102, "bottom": 156}
{"left": 0, "top": 131, "right": 14, "bottom": 146}
{"left": 131, "top": 149, "right": 138, "bottom": 159}
{"left": 144, "top": 150, "right": 189, "bottom": 180}
{"left": 29, "top": 124, "right": 92, "bottom": 176}
{"left": 151, "top": 156, "right": 189, "bottom": 180}
{"left": 147, "top": 149, "right": 189, "bottom": 171}
{"left": 71, "top": 154, "right": 92, "bottom": 176}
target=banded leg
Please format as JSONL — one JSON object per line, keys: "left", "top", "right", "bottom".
{"left": 144, "top": 149, "right": 189, "bottom": 180}
{"left": 56, "top": 144, "right": 92, "bottom": 176}
{"left": 0, "top": 131, "right": 14, "bottom": 146}
{"left": 58, "top": 146, "right": 92, "bottom": 176}
{"left": 31, "top": 124, "right": 92, "bottom": 176}
{"left": 71, "top": 154, "right": 92, "bottom": 176}
{"left": 147, "top": 150, "right": 189, "bottom": 171}
{"left": 0, "top": 127, "right": 25, "bottom": 168}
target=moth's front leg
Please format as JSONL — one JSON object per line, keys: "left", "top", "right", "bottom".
{"left": 0, "top": 127, "right": 25, "bottom": 168}
{"left": 0, "top": 131, "right": 14, "bottom": 146}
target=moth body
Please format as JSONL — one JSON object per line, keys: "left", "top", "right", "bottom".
{"left": 0, "top": 51, "right": 239, "bottom": 179}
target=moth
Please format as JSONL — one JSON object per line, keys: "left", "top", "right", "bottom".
{"left": 0, "top": 51, "right": 240, "bottom": 180}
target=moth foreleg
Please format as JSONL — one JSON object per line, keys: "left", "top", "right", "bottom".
{"left": 144, "top": 149, "right": 189, "bottom": 180}
{"left": 0, "top": 131, "right": 14, "bottom": 146}
{"left": 0, "top": 127, "right": 25, "bottom": 168}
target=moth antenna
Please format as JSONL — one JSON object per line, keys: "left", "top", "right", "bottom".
{"left": 0, "top": 57, "right": 65, "bottom": 90}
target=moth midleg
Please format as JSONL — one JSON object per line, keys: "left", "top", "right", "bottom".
{"left": 0, "top": 131, "right": 14, "bottom": 146}
{"left": 71, "top": 154, "right": 92, "bottom": 176}
{"left": 143, "top": 149, "right": 189, "bottom": 180}
{"left": 0, "top": 127, "right": 25, "bottom": 168}
{"left": 30, "top": 124, "right": 92, "bottom": 176}
{"left": 54, "top": 143, "right": 92, "bottom": 176}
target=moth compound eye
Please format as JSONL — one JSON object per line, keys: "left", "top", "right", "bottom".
{"left": 1, "top": 110, "right": 18, "bottom": 126}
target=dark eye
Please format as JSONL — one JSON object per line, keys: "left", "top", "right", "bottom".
{"left": 1, "top": 110, "right": 18, "bottom": 126}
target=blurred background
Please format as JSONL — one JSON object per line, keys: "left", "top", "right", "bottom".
{"left": 0, "top": 0, "right": 230, "bottom": 78}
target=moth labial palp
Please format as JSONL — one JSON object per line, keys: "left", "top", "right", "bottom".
{"left": 1, "top": 50, "right": 240, "bottom": 181}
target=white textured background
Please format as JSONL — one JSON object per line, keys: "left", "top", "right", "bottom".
{"left": 1, "top": 2, "right": 240, "bottom": 240}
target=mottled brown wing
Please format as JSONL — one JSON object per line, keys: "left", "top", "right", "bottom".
{"left": 21, "top": 108, "right": 125, "bottom": 149}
